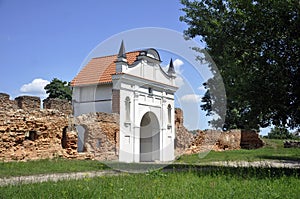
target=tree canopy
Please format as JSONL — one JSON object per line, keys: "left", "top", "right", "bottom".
{"left": 44, "top": 78, "right": 72, "bottom": 101}
{"left": 267, "top": 126, "right": 296, "bottom": 139}
{"left": 180, "top": 0, "right": 300, "bottom": 130}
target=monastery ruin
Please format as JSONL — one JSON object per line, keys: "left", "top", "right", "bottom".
{"left": 0, "top": 92, "right": 263, "bottom": 162}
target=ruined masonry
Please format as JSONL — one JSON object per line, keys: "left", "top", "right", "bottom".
{"left": 174, "top": 108, "right": 264, "bottom": 155}
{"left": 0, "top": 93, "right": 122, "bottom": 162}
{"left": 0, "top": 93, "right": 77, "bottom": 161}
{"left": 0, "top": 92, "right": 264, "bottom": 162}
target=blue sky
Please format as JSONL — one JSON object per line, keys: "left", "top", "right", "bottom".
{"left": 0, "top": 0, "right": 187, "bottom": 98}
{"left": 0, "top": 1, "right": 270, "bottom": 134}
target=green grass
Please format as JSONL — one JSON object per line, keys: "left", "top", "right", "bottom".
{"left": 176, "top": 138, "right": 300, "bottom": 164}
{"left": 1, "top": 166, "right": 299, "bottom": 199}
{"left": 1, "top": 139, "right": 299, "bottom": 198}
{"left": 0, "top": 158, "right": 108, "bottom": 178}
{"left": 0, "top": 139, "right": 299, "bottom": 178}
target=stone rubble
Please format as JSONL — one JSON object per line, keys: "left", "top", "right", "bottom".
{"left": 284, "top": 140, "right": 300, "bottom": 148}
{"left": 184, "top": 129, "right": 264, "bottom": 155}
{"left": 174, "top": 108, "right": 264, "bottom": 155}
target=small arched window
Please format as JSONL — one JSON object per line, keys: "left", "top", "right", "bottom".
{"left": 148, "top": 87, "right": 153, "bottom": 95}
{"left": 167, "top": 104, "right": 172, "bottom": 125}
{"left": 125, "top": 97, "right": 131, "bottom": 122}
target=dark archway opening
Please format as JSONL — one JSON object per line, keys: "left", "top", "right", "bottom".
{"left": 140, "top": 112, "right": 160, "bottom": 162}
{"left": 61, "top": 126, "right": 68, "bottom": 149}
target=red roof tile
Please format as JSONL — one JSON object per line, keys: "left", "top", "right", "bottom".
{"left": 71, "top": 51, "right": 140, "bottom": 86}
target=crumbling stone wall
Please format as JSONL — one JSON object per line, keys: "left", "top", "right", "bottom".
{"left": 185, "top": 130, "right": 241, "bottom": 154}
{"left": 241, "top": 130, "right": 264, "bottom": 149}
{"left": 174, "top": 108, "right": 193, "bottom": 156}
{"left": 0, "top": 93, "right": 18, "bottom": 111}
{"left": 0, "top": 109, "right": 77, "bottom": 161}
{"left": 43, "top": 98, "right": 72, "bottom": 115}
{"left": 0, "top": 93, "right": 77, "bottom": 161}
{"left": 0, "top": 93, "right": 72, "bottom": 114}
{"left": 15, "top": 96, "right": 41, "bottom": 111}
{"left": 174, "top": 108, "right": 264, "bottom": 155}
{"left": 184, "top": 129, "right": 264, "bottom": 154}
{"left": 0, "top": 92, "right": 119, "bottom": 162}
{"left": 0, "top": 92, "right": 265, "bottom": 162}
{"left": 75, "top": 112, "right": 119, "bottom": 161}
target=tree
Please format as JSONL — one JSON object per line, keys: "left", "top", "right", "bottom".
{"left": 268, "top": 126, "right": 293, "bottom": 139}
{"left": 44, "top": 78, "right": 72, "bottom": 101}
{"left": 180, "top": 0, "right": 300, "bottom": 130}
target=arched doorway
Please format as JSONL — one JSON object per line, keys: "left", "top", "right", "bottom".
{"left": 140, "top": 112, "right": 160, "bottom": 162}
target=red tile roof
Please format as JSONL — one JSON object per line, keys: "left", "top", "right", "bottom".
{"left": 71, "top": 51, "right": 140, "bottom": 86}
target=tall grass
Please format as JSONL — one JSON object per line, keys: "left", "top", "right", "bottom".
{"left": 1, "top": 166, "right": 299, "bottom": 199}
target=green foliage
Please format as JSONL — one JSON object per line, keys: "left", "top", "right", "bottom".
{"left": 268, "top": 126, "right": 296, "bottom": 139}
{"left": 180, "top": 0, "right": 300, "bottom": 130}
{"left": 44, "top": 78, "right": 72, "bottom": 101}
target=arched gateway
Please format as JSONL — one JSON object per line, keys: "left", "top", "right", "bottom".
{"left": 72, "top": 41, "right": 178, "bottom": 162}
{"left": 140, "top": 112, "right": 160, "bottom": 162}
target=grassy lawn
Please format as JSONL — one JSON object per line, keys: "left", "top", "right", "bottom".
{"left": 176, "top": 138, "right": 300, "bottom": 164}
{"left": 0, "top": 139, "right": 299, "bottom": 178}
{"left": 1, "top": 166, "right": 299, "bottom": 198}
{"left": 0, "top": 158, "right": 108, "bottom": 178}
{"left": 0, "top": 139, "right": 299, "bottom": 198}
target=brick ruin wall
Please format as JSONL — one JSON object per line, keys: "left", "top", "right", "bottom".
{"left": 0, "top": 93, "right": 264, "bottom": 162}
{"left": 0, "top": 93, "right": 71, "bottom": 114}
{"left": 0, "top": 93, "right": 76, "bottom": 161}
{"left": 0, "top": 93, "right": 18, "bottom": 111}
{"left": 174, "top": 108, "right": 193, "bottom": 156}
{"left": 174, "top": 108, "right": 264, "bottom": 155}
{"left": 183, "top": 129, "right": 264, "bottom": 155}
{"left": 15, "top": 96, "right": 41, "bottom": 111}
{"left": 0, "top": 93, "right": 119, "bottom": 162}
{"left": 75, "top": 112, "right": 120, "bottom": 161}
{"left": 43, "top": 98, "right": 72, "bottom": 115}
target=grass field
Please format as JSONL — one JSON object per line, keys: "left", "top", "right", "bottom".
{"left": 0, "top": 139, "right": 299, "bottom": 198}
{"left": 0, "top": 166, "right": 299, "bottom": 198}
{"left": 0, "top": 139, "right": 299, "bottom": 177}
{"left": 176, "top": 138, "right": 300, "bottom": 164}
{"left": 0, "top": 158, "right": 108, "bottom": 178}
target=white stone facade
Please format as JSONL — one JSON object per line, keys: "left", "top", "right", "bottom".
{"left": 72, "top": 43, "right": 177, "bottom": 162}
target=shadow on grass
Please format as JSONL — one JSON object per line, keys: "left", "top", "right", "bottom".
{"left": 257, "top": 155, "right": 300, "bottom": 162}
{"left": 104, "top": 162, "right": 299, "bottom": 179}
{"left": 163, "top": 164, "right": 300, "bottom": 179}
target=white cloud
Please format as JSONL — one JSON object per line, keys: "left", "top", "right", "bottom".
{"left": 173, "top": 58, "right": 184, "bottom": 72}
{"left": 20, "top": 78, "right": 50, "bottom": 98}
{"left": 162, "top": 58, "right": 185, "bottom": 87}
{"left": 180, "top": 94, "right": 202, "bottom": 103}
{"left": 163, "top": 58, "right": 184, "bottom": 75}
